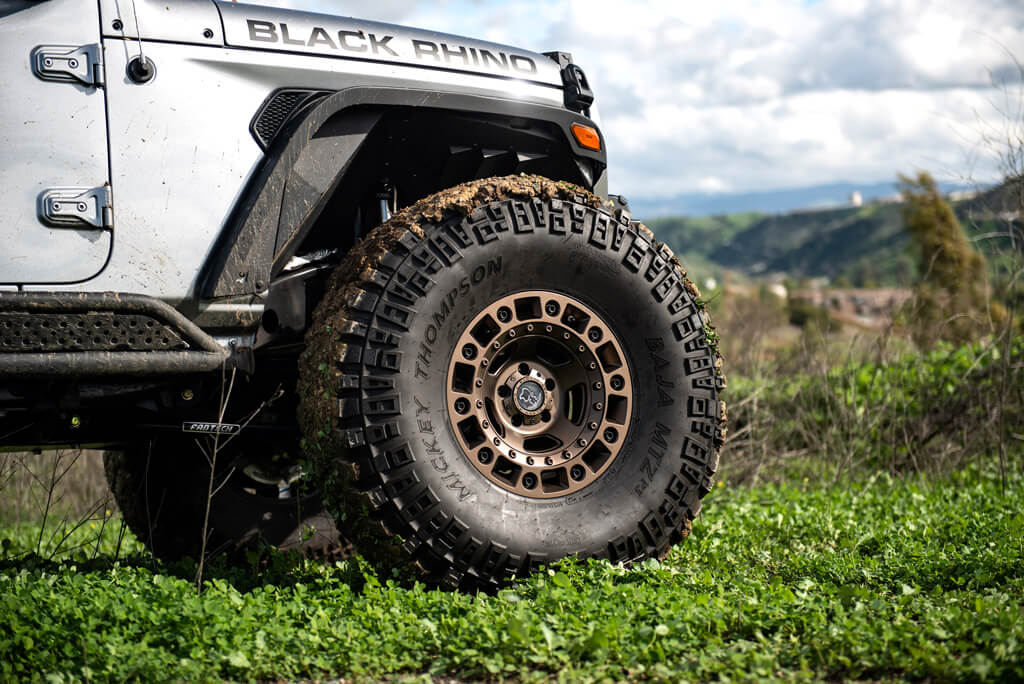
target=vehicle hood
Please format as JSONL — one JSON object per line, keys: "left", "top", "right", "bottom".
{"left": 216, "top": 1, "right": 564, "bottom": 88}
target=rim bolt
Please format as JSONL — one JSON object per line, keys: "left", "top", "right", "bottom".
{"left": 454, "top": 398, "right": 469, "bottom": 414}
{"left": 594, "top": 402, "right": 603, "bottom": 411}
{"left": 578, "top": 438, "right": 588, "bottom": 447}
{"left": 545, "top": 325, "right": 553, "bottom": 332}
{"left": 611, "top": 375, "right": 625, "bottom": 390}
{"left": 545, "top": 456, "right": 554, "bottom": 465}
{"left": 475, "top": 379, "right": 484, "bottom": 387}
{"left": 476, "top": 400, "right": 483, "bottom": 408}
{"left": 478, "top": 448, "right": 493, "bottom": 464}
{"left": 589, "top": 362, "right": 597, "bottom": 370}
{"left": 522, "top": 473, "right": 538, "bottom": 489}
{"left": 482, "top": 359, "right": 489, "bottom": 366}
{"left": 604, "top": 427, "right": 618, "bottom": 443}
{"left": 545, "top": 301, "right": 560, "bottom": 316}
{"left": 509, "top": 330, "right": 516, "bottom": 337}
{"left": 509, "top": 450, "right": 516, "bottom": 458}
{"left": 562, "top": 450, "right": 572, "bottom": 459}
{"left": 589, "top": 421, "right": 598, "bottom": 430}
{"left": 462, "top": 344, "right": 477, "bottom": 360}
{"left": 563, "top": 332, "right": 570, "bottom": 340}
{"left": 497, "top": 306, "right": 512, "bottom": 322}
{"left": 526, "top": 456, "right": 535, "bottom": 465}
{"left": 527, "top": 324, "right": 534, "bottom": 331}
{"left": 578, "top": 345, "right": 585, "bottom": 352}
{"left": 481, "top": 420, "right": 489, "bottom": 428}
{"left": 493, "top": 341, "right": 500, "bottom": 349}
{"left": 493, "top": 437, "right": 500, "bottom": 446}
{"left": 570, "top": 465, "right": 585, "bottom": 481}
{"left": 593, "top": 381, "right": 603, "bottom": 390}
{"left": 588, "top": 327, "right": 602, "bottom": 342}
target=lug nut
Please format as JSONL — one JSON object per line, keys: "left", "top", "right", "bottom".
{"left": 478, "top": 448, "right": 493, "bottom": 464}
{"left": 544, "top": 379, "right": 556, "bottom": 390}
{"left": 611, "top": 375, "right": 625, "bottom": 391}
{"left": 497, "top": 306, "right": 512, "bottom": 322}
{"left": 545, "top": 301, "right": 560, "bottom": 316}
{"left": 454, "top": 398, "right": 469, "bottom": 414}
{"left": 522, "top": 473, "right": 538, "bottom": 489}
{"left": 462, "top": 344, "right": 477, "bottom": 360}
{"left": 540, "top": 410, "right": 552, "bottom": 422}
{"left": 588, "top": 327, "right": 602, "bottom": 342}
{"left": 570, "top": 465, "right": 586, "bottom": 481}
{"left": 604, "top": 427, "right": 619, "bottom": 443}
{"left": 498, "top": 385, "right": 511, "bottom": 398}
{"left": 518, "top": 363, "right": 530, "bottom": 375}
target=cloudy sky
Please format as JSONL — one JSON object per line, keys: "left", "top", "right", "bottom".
{"left": 272, "top": 0, "right": 1024, "bottom": 204}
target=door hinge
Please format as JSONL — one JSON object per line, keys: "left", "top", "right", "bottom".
{"left": 38, "top": 186, "right": 113, "bottom": 230}
{"left": 31, "top": 44, "right": 104, "bottom": 87}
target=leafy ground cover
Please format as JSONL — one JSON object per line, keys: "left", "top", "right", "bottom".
{"left": 2, "top": 469, "right": 1022, "bottom": 682}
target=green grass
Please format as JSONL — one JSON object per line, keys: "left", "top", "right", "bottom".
{"left": 2, "top": 470, "right": 1023, "bottom": 682}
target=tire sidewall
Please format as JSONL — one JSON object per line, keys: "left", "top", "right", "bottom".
{"left": 376, "top": 198, "right": 720, "bottom": 561}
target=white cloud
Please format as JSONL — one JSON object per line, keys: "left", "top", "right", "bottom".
{"left": 261, "top": 1, "right": 1024, "bottom": 200}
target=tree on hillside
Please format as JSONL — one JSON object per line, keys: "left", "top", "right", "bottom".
{"left": 899, "top": 171, "right": 1005, "bottom": 348}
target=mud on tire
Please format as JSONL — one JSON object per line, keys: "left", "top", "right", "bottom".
{"left": 299, "top": 175, "right": 725, "bottom": 590}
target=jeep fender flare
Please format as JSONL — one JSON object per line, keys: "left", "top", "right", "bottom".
{"left": 200, "top": 87, "right": 607, "bottom": 299}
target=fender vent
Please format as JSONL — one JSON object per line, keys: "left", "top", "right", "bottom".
{"left": 0, "top": 312, "right": 188, "bottom": 352}
{"left": 251, "top": 89, "right": 330, "bottom": 150}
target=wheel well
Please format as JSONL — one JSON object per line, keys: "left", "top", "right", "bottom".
{"left": 289, "top": 105, "right": 599, "bottom": 262}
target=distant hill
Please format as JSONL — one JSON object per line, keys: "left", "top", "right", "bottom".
{"left": 630, "top": 180, "right": 968, "bottom": 220}
{"left": 646, "top": 180, "right": 1018, "bottom": 288}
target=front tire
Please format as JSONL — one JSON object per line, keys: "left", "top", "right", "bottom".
{"left": 299, "top": 175, "right": 725, "bottom": 590}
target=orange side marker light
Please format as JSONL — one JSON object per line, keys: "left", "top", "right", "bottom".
{"left": 571, "top": 123, "right": 601, "bottom": 151}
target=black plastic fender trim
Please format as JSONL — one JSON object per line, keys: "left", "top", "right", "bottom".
{"left": 200, "top": 86, "right": 607, "bottom": 299}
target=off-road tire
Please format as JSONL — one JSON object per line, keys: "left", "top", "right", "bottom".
{"left": 299, "top": 175, "right": 725, "bottom": 590}
{"left": 103, "top": 442, "right": 341, "bottom": 562}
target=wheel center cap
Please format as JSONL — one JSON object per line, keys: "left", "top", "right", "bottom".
{"left": 514, "top": 380, "right": 545, "bottom": 413}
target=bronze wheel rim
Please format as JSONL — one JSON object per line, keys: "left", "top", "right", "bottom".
{"left": 446, "top": 291, "right": 633, "bottom": 499}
